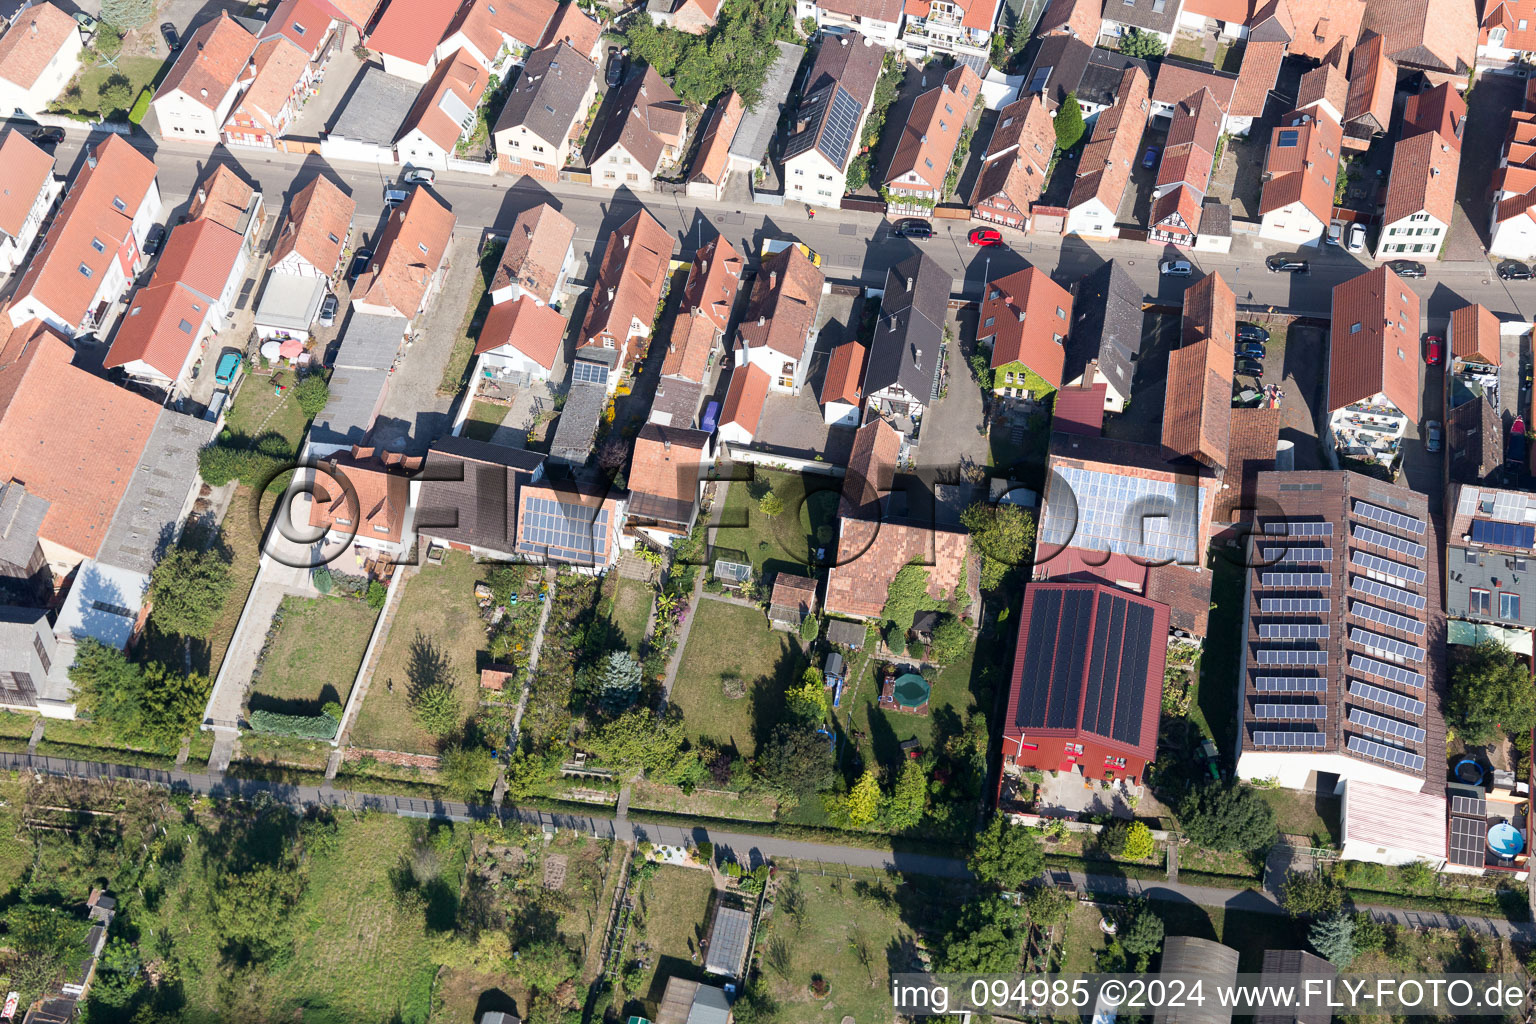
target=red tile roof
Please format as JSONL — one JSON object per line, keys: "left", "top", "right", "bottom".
{"left": 886, "top": 64, "right": 982, "bottom": 193}
{"left": 329, "top": 0, "right": 383, "bottom": 30}
{"left": 0, "top": 2, "right": 79, "bottom": 89}
{"left": 736, "top": 245, "right": 824, "bottom": 360}
{"left": 0, "top": 131, "right": 54, "bottom": 241}
{"left": 152, "top": 219, "right": 244, "bottom": 302}
{"left": 1054, "top": 382, "right": 1107, "bottom": 435}
{"left": 904, "top": 0, "right": 1000, "bottom": 30}
{"left": 689, "top": 91, "right": 744, "bottom": 187}
{"left": 308, "top": 446, "right": 414, "bottom": 543}
{"left": 1344, "top": 31, "right": 1394, "bottom": 133}
{"left": 367, "top": 0, "right": 460, "bottom": 64}
{"left": 971, "top": 95, "right": 1056, "bottom": 211}
{"left": 353, "top": 186, "right": 457, "bottom": 318}
{"left": 820, "top": 340, "right": 867, "bottom": 408}
{"left": 1450, "top": 303, "right": 1500, "bottom": 364}
{"left": 1402, "top": 82, "right": 1467, "bottom": 150}
{"left": 578, "top": 209, "right": 673, "bottom": 351}
{"left": 1258, "top": 106, "right": 1343, "bottom": 228}
{"left": 0, "top": 322, "right": 159, "bottom": 559}
{"left": 539, "top": 1, "right": 603, "bottom": 56}
{"left": 264, "top": 0, "right": 345, "bottom": 55}
{"left": 187, "top": 164, "right": 257, "bottom": 235}
{"left": 628, "top": 422, "right": 709, "bottom": 522}
{"left": 1285, "top": 0, "right": 1365, "bottom": 61}
{"left": 1381, "top": 129, "right": 1458, "bottom": 228}
{"left": 1213, "top": 405, "right": 1281, "bottom": 522}
{"left": 1068, "top": 67, "right": 1151, "bottom": 214}
{"left": 840, "top": 416, "right": 900, "bottom": 520}
{"left": 1230, "top": 38, "right": 1288, "bottom": 117}
{"left": 1151, "top": 61, "right": 1235, "bottom": 111}
{"left": 1329, "top": 265, "right": 1420, "bottom": 418}
{"left": 720, "top": 362, "right": 769, "bottom": 436}
{"left": 1182, "top": 0, "right": 1254, "bottom": 21}
{"left": 662, "top": 235, "right": 741, "bottom": 380}
{"left": 1038, "top": 0, "right": 1103, "bottom": 38}
{"left": 399, "top": 47, "right": 488, "bottom": 152}
{"left": 1156, "top": 88, "right": 1222, "bottom": 194}
{"left": 492, "top": 203, "right": 576, "bottom": 306}
{"left": 228, "top": 35, "right": 308, "bottom": 136}
{"left": 1296, "top": 61, "right": 1348, "bottom": 119}
{"left": 475, "top": 295, "right": 566, "bottom": 368}
{"left": 825, "top": 518, "right": 972, "bottom": 620}
{"left": 1361, "top": 0, "right": 1477, "bottom": 73}
{"left": 446, "top": 0, "right": 558, "bottom": 56}
{"left": 154, "top": 12, "right": 257, "bottom": 109}
{"left": 978, "top": 266, "right": 1071, "bottom": 387}
{"left": 269, "top": 175, "right": 356, "bottom": 277}
{"left": 1162, "top": 272, "right": 1235, "bottom": 469}
{"left": 103, "top": 281, "right": 210, "bottom": 379}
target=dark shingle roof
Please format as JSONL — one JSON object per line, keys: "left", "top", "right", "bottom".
{"left": 783, "top": 33, "right": 885, "bottom": 171}
{"left": 1066, "top": 261, "right": 1143, "bottom": 400}
{"left": 493, "top": 42, "right": 596, "bottom": 144}
{"left": 863, "top": 252, "right": 949, "bottom": 402}
{"left": 1078, "top": 48, "right": 1150, "bottom": 109}
{"left": 1023, "top": 33, "right": 1093, "bottom": 107}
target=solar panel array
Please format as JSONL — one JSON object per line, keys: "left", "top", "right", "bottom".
{"left": 1346, "top": 735, "right": 1426, "bottom": 772}
{"left": 1450, "top": 793, "right": 1487, "bottom": 816}
{"left": 1350, "top": 550, "right": 1427, "bottom": 585}
{"left": 1254, "top": 703, "right": 1327, "bottom": 720}
{"left": 1015, "top": 587, "right": 1094, "bottom": 729}
{"left": 1353, "top": 500, "right": 1426, "bottom": 535}
{"left": 1349, "top": 600, "right": 1426, "bottom": 637}
{"left": 571, "top": 361, "right": 609, "bottom": 385}
{"left": 1350, "top": 576, "right": 1426, "bottom": 610}
{"left": 1258, "top": 623, "right": 1331, "bottom": 639}
{"left": 1449, "top": 814, "right": 1487, "bottom": 867}
{"left": 1352, "top": 524, "right": 1428, "bottom": 561}
{"left": 1348, "top": 707, "right": 1427, "bottom": 743}
{"left": 1349, "top": 627, "right": 1426, "bottom": 663}
{"left": 1260, "top": 598, "right": 1332, "bottom": 613}
{"left": 1348, "top": 680, "right": 1426, "bottom": 716}
{"left": 1255, "top": 677, "right": 1327, "bottom": 692}
{"left": 1349, "top": 654, "right": 1425, "bottom": 688}
{"left": 1262, "top": 546, "right": 1333, "bottom": 563}
{"left": 1253, "top": 730, "right": 1326, "bottom": 748}
{"left": 817, "top": 87, "right": 864, "bottom": 166}
{"left": 1263, "top": 521, "right": 1334, "bottom": 537}
{"left": 518, "top": 495, "right": 610, "bottom": 563}
{"left": 1257, "top": 649, "right": 1328, "bottom": 665}
{"left": 1260, "top": 573, "right": 1332, "bottom": 587}
{"left": 1082, "top": 591, "right": 1155, "bottom": 745}
{"left": 1469, "top": 518, "right": 1536, "bottom": 550}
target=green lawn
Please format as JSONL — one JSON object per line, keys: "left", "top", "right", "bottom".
{"left": 459, "top": 399, "right": 508, "bottom": 442}
{"left": 0, "top": 776, "right": 31, "bottom": 893}
{"left": 1259, "top": 787, "right": 1341, "bottom": 846}
{"left": 624, "top": 865, "right": 717, "bottom": 1007}
{"left": 55, "top": 56, "right": 166, "bottom": 119}
{"left": 709, "top": 470, "right": 841, "bottom": 577}
{"left": 249, "top": 595, "right": 378, "bottom": 716}
{"left": 206, "top": 485, "right": 266, "bottom": 678}
{"left": 1059, "top": 902, "right": 1112, "bottom": 973}
{"left": 605, "top": 576, "right": 654, "bottom": 656}
{"left": 351, "top": 552, "right": 485, "bottom": 753}
{"left": 0, "top": 711, "right": 34, "bottom": 739}
{"left": 669, "top": 599, "right": 808, "bottom": 757}
{"left": 226, "top": 373, "right": 311, "bottom": 453}
{"left": 833, "top": 648, "right": 977, "bottom": 769}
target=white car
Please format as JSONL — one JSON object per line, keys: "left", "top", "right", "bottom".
{"left": 403, "top": 167, "right": 436, "bottom": 185}
{"left": 1347, "top": 223, "right": 1366, "bottom": 253}
{"left": 1159, "top": 259, "right": 1193, "bottom": 277}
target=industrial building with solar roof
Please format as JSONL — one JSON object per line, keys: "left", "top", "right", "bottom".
{"left": 1235, "top": 471, "right": 1443, "bottom": 795}
{"left": 1000, "top": 581, "right": 1170, "bottom": 791}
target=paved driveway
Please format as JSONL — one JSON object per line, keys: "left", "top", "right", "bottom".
{"left": 1448, "top": 73, "right": 1525, "bottom": 261}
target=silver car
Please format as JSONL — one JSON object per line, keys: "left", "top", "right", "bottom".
{"left": 1425, "top": 421, "right": 1442, "bottom": 453}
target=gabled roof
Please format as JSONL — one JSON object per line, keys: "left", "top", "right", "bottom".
{"left": 904, "top": 0, "right": 1001, "bottom": 30}
{"left": 270, "top": 175, "right": 356, "bottom": 276}
{"left": 1283, "top": 0, "right": 1365, "bottom": 61}
{"left": 663, "top": 235, "right": 741, "bottom": 380}
{"left": 1065, "top": 261, "right": 1143, "bottom": 399}
{"left": 1258, "top": 105, "right": 1343, "bottom": 227}
{"left": 1329, "top": 265, "right": 1420, "bottom": 417}
{"left": 628, "top": 422, "right": 710, "bottom": 525}
{"left": 1343, "top": 31, "right": 1394, "bottom": 132}
{"left": 1402, "top": 83, "right": 1466, "bottom": 150}
{"left": 591, "top": 63, "right": 685, "bottom": 173}
{"left": 398, "top": 47, "right": 488, "bottom": 152}
{"left": 1450, "top": 303, "right": 1500, "bottom": 364}
{"left": 783, "top": 32, "right": 885, "bottom": 172}
{"left": 0, "top": 130, "right": 54, "bottom": 241}
{"left": 887, "top": 64, "right": 981, "bottom": 191}
{"left": 13, "top": 135, "right": 158, "bottom": 329}
{"left": 492, "top": 41, "right": 595, "bottom": 147}
{"left": 263, "top": 0, "right": 346, "bottom": 54}
{"left": 353, "top": 187, "right": 457, "bottom": 318}
{"left": 539, "top": 1, "right": 603, "bottom": 57}
{"left": 188, "top": 164, "right": 258, "bottom": 235}
{"left": 1156, "top": 88, "right": 1222, "bottom": 195}
{"left": 475, "top": 295, "right": 566, "bottom": 368}
{"left": 153, "top": 218, "right": 244, "bottom": 303}
{"left": 309, "top": 446, "right": 414, "bottom": 543}
{"left": 736, "top": 245, "right": 823, "bottom": 361}
{"left": 1076, "top": 47, "right": 1150, "bottom": 110}
{"left": 1229, "top": 38, "right": 1288, "bottom": 117}
{"left": 1213, "top": 405, "right": 1281, "bottom": 522}
{"left": 103, "top": 281, "right": 211, "bottom": 379}
{"left": 1038, "top": 0, "right": 1104, "bottom": 40}
{"left": 970, "top": 94, "right": 1055, "bottom": 210}
{"left": 1296, "top": 61, "right": 1348, "bottom": 122}
{"left": 1151, "top": 184, "right": 1203, "bottom": 235}
{"left": 1381, "top": 129, "right": 1458, "bottom": 227}
{"left": 840, "top": 416, "right": 901, "bottom": 520}
{"left": 579, "top": 209, "right": 672, "bottom": 350}
{"left": 825, "top": 518, "right": 971, "bottom": 620}
{"left": 1022, "top": 32, "right": 1093, "bottom": 109}
{"left": 1162, "top": 272, "right": 1234, "bottom": 469}
{"left": 367, "top": 0, "right": 460, "bottom": 65}
{"left": 1150, "top": 58, "right": 1236, "bottom": 111}
{"left": 821, "top": 340, "right": 867, "bottom": 408}
{"left": 0, "top": 1, "right": 78, "bottom": 89}
{"left": 719, "top": 362, "right": 769, "bottom": 436}
{"left": 415, "top": 436, "right": 545, "bottom": 554}
{"left": 492, "top": 203, "right": 576, "bottom": 306}
{"left": 1361, "top": 0, "right": 1477, "bottom": 73}
{"left": 0, "top": 323, "right": 159, "bottom": 560}
{"left": 445, "top": 0, "right": 557, "bottom": 56}
{"left": 1183, "top": 0, "right": 1253, "bottom": 22}
{"left": 328, "top": 0, "right": 383, "bottom": 31}
{"left": 153, "top": 11, "right": 257, "bottom": 108}
{"left": 979, "top": 266, "right": 1072, "bottom": 387}
{"left": 689, "top": 91, "right": 744, "bottom": 187}
{"left": 230, "top": 35, "right": 309, "bottom": 136}
{"left": 1102, "top": 0, "right": 1184, "bottom": 32}
{"left": 1069, "top": 66, "right": 1152, "bottom": 214}
{"left": 864, "top": 253, "right": 948, "bottom": 402}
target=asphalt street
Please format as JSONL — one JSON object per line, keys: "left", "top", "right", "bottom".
{"left": 12, "top": 122, "right": 1536, "bottom": 330}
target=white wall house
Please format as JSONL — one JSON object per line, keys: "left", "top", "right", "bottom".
{"left": 1375, "top": 210, "right": 1450, "bottom": 258}
{"left": 0, "top": 3, "right": 84, "bottom": 119}
{"left": 1259, "top": 198, "right": 1328, "bottom": 247}
{"left": 1064, "top": 197, "right": 1117, "bottom": 237}
{"left": 798, "top": 0, "right": 902, "bottom": 47}
{"left": 900, "top": 0, "right": 1000, "bottom": 65}
{"left": 0, "top": 134, "right": 61, "bottom": 275}
{"left": 1491, "top": 196, "right": 1536, "bottom": 260}
{"left": 785, "top": 148, "right": 854, "bottom": 209}
{"left": 150, "top": 13, "right": 256, "bottom": 144}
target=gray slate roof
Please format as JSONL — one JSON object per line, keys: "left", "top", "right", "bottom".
{"left": 1066, "top": 260, "right": 1143, "bottom": 401}
{"left": 0, "top": 481, "right": 47, "bottom": 570}
{"left": 1103, "top": 0, "right": 1183, "bottom": 33}
{"left": 1023, "top": 33, "right": 1093, "bottom": 108}
{"left": 493, "top": 42, "right": 596, "bottom": 145}
{"left": 1078, "top": 48, "right": 1151, "bottom": 109}
{"left": 550, "top": 381, "right": 608, "bottom": 466}
{"left": 329, "top": 65, "right": 421, "bottom": 146}
{"left": 308, "top": 312, "right": 406, "bottom": 449}
{"left": 687, "top": 984, "right": 731, "bottom": 1024}
{"left": 863, "top": 252, "right": 949, "bottom": 403}
{"left": 335, "top": 311, "right": 407, "bottom": 370}
{"left": 96, "top": 409, "right": 216, "bottom": 574}
{"left": 730, "top": 40, "right": 806, "bottom": 165}
{"left": 783, "top": 33, "right": 885, "bottom": 172}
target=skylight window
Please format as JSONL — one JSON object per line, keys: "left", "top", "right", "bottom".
{"left": 91, "top": 238, "right": 104, "bottom": 253}
{"left": 78, "top": 264, "right": 92, "bottom": 278}
{"left": 1277, "top": 130, "right": 1299, "bottom": 147}
{"left": 418, "top": 242, "right": 429, "bottom": 253}
{"left": 112, "top": 196, "right": 126, "bottom": 212}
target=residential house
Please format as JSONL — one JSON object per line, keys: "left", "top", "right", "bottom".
{"left": 474, "top": 295, "right": 567, "bottom": 381}
{"left": 1037, "top": 0, "right": 1103, "bottom": 41}
{"left": 797, "top": 0, "right": 904, "bottom": 48}
{"left": 820, "top": 340, "right": 866, "bottom": 426}
{"left": 413, "top": 436, "right": 546, "bottom": 560}
{"left": 0, "top": 605, "right": 71, "bottom": 716}
{"left": 437, "top": 0, "right": 559, "bottom": 73}
{"left": 268, "top": 175, "right": 357, "bottom": 279}
{"left": 825, "top": 515, "right": 973, "bottom": 621}
{"left": 576, "top": 209, "right": 673, "bottom": 388}
{"left": 222, "top": 35, "right": 311, "bottom": 147}
{"left": 1258, "top": 101, "right": 1344, "bottom": 248}
{"left": 307, "top": 445, "right": 419, "bottom": 559}
{"left": 661, "top": 233, "right": 742, "bottom": 384}
{"left": 1161, "top": 271, "right": 1235, "bottom": 469}
{"left": 1020, "top": 33, "right": 1093, "bottom": 112}
{"left": 735, "top": 244, "right": 825, "bottom": 395}
{"left": 1148, "top": 88, "right": 1223, "bottom": 246}
{"left": 352, "top": 186, "right": 457, "bottom": 320}
{"left": 1360, "top": 0, "right": 1477, "bottom": 82}
{"left": 1065, "top": 66, "right": 1151, "bottom": 237}
{"left": 0, "top": 1, "right": 82, "bottom": 118}
{"left": 1374, "top": 131, "right": 1458, "bottom": 258}
{"left": 1342, "top": 31, "right": 1394, "bottom": 151}
{"left": 1480, "top": 0, "right": 1536, "bottom": 65}
{"left": 1149, "top": 58, "right": 1236, "bottom": 129}
{"left": 862, "top": 252, "right": 948, "bottom": 425}
{"left": 626, "top": 422, "right": 713, "bottom": 544}
{"left": 0, "top": 130, "right": 61, "bottom": 275}
{"left": 900, "top": 0, "right": 1003, "bottom": 65}
{"left": 188, "top": 162, "right": 267, "bottom": 253}
{"left": 1297, "top": 59, "right": 1348, "bottom": 124}
{"left": 1403, "top": 80, "right": 1467, "bottom": 141}
{"left": 648, "top": 0, "right": 722, "bottom": 34}
{"left": 366, "top": 0, "right": 463, "bottom": 82}
{"left": 0, "top": 320, "right": 159, "bottom": 575}
{"left": 539, "top": 1, "right": 604, "bottom": 60}
{"left": 1213, "top": 405, "right": 1282, "bottom": 525}
{"left": 492, "top": 41, "right": 597, "bottom": 181}
{"left": 840, "top": 416, "right": 900, "bottom": 521}
{"left": 589, "top": 65, "right": 688, "bottom": 192}
{"left": 1235, "top": 470, "right": 1438, "bottom": 794}
{"left": 490, "top": 203, "right": 576, "bottom": 307}
{"left": 151, "top": 12, "right": 258, "bottom": 143}
{"left": 1491, "top": 98, "right": 1536, "bottom": 260}
{"left": 978, "top": 266, "right": 1072, "bottom": 400}
{"left": 263, "top": 0, "right": 345, "bottom": 61}
{"left": 884, "top": 63, "right": 981, "bottom": 208}
{"left": 768, "top": 573, "right": 818, "bottom": 630}
{"left": 971, "top": 94, "right": 1056, "bottom": 231}
{"left": 1283, "top": 0, "right": 1364, "bottom": 61}
{"left": 687, "top": 91, "right": 744, "bottom": 200}
{"left": 1446, "top": 485, "right": 1536, "bottom": 635}
{"left": 395, "top": 49, "right": 489, "bottom": 170}
{"left": 317, "top": 65, "right": 422, "bottom": 164}
{"left": 1326, "top": 266, "right": 1420, "bottom": 470}
{"left": 513, "top": 480, "right": 627, "bottom": 573}
{"left": 717, "top": 362, "right": 770, "bottom": 445}
{"left": 8, "top": 135, "right": 160, "bottom": 336}
{"left": 1178, "top": 0, "right": 1257, "bottom": 38}
{"left": 783, "top": 32, "right": 886, "bottom": 209}
{"left": 1100, "top": 0, "right": 1187, "bottom": 48}
{"left": 1062, "top": 260, "right": 1143, "bottom": 412}
{"left": 1226, "top": 0, "right": 1294, "bottom": 126}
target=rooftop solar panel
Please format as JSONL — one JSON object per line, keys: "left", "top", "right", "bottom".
{"left": 517, "top": 494, "right": 611, "bottom": 565}
{"left": 1350, "top": 576, "right": 1426, "bottom": 610}
{"left": 1258, "top": 572, "right": 1332, "bottom": 588}
{"left": 1260, "top": 598, "right": 1332, "bottom": 613}
{"left": 1353, "top": 500, "right": 1426, "bottom": 535}
{"left": 1253, "top": 703, "right": 1327, "bottom": 720}
{"left": 1040, "top": 465, "right": 1209, "bottom": 564}
{"left": 1256, "top": 649, "right": 1328, "bottom": 665}
{"left": 571, "top": 361, "right": 610, "bottom": 386}
{"left": 1348, "top": 627, "right": 1425, "bottom": 663}
{"left": 1110, "top": 596, "right": 1153, "bottom": 745}
{"left": 1261, "top": 546, "right": 1333, "bottom": 563}
{"left": 1347, "top": 680, "right": 1426, "bottom": 717}
{"left": 1046, "top": 588, "right": 1094, "bottom": 730}
{"left": 1448, "top": 814, "right": 1487, "bottom": 867}
{"left": 1352, "top": 524, "right": 1427, "bottom": 561}
{"left": 1350, "top": 549, "right": 1427, "bottom": 586}
{"left": 1257, "top": 623, "right": 1331, "bottom": 639}
{"left": 1469, "top": 518, "right": 1536, "bottom": 550}
{"left": 816, "top": 86, "right": 864, "bottom": 167}
{"left": 1450, "top": 794, "right": 1486, "bottom": 816}
{"left": 1346, "top": 735, "right": 1425, "bottom": 773}
{"left": 1263, "top": 521, "right": 1334, "bottom": 536}
{"left": 1347, "top": 707, "right": 1427, "bottom": 743}
{"left": 1348, "top": 600, "right": 1426, "bottom": 637}
{"left": 1252, "top": 730, "right": 1326, "bottom": 748}
{"left": 1017, "top": 588, "right": 1063, "bottom": 728}
{"left": 1348, "top": 654, "right": 1425, "bottom": 688}
{"left": 1255, "top": 677, "right": 1327, "bottom": 693}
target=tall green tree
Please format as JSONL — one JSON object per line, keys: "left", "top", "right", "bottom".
{"left": 960, "top": 502, "right": 1036, "bottom": 592}
{"left": 784, "top": 668, "right": 828, "bottom": 722}
{"left": 847, "top": 768, "right": 881, "bottom": 826}
{"left": 1022, "top": 885, "right": 1072, "bottom": 926}
{"left": 1120, "top": 906, "right": 1165, "bottom": 959}
{"left": 759, "top": 724, "right": 835, "bottom": 796}
{"left": 595, "top": 651, "right": 643, "bottom": 715}
{"left": 1280, "top": 869, "right": 1343, "bottom": 918}
{"left": 884, "top": 759, "right": 929, "bottom": 831}
{"left": 69, "top": 638, "right": 145, "bottom": 736}
{"left": 1053, "top": 92, "right": 1086, "bottom": 151}
{"left": 149, "top": 545, "right": 234, "bottom": 639}
{"left": 439, "top": 745, "right": 494, "bottom": 800}
{"left": 412, "top": 683, "right": 460, "bottom": 736}
{"left": 210, "top": 864, "right": 307, "bottom": 962}
{"left": 589, "top": 709, "right": 685, "bottom": 780}
{"left": 1308, "top": 911, "right": 1357, "bottom": 967}
{"left": 1447, "top": 640, "right": 1536, "bottom": 744}
{"left": 968, "top": 817, "right": 1045, "bottom": 890}
{"left": 1119, "top": 28, "right": 1167, "bottom": 57}
{"left": 1177, "top": 781, "right": 1277, "bottom": 852}
{"left": 937, "top": 897, "right": 1026, "bottom": 972}
{"left": 138, "top": 662, "right": 211, "bottom": 746}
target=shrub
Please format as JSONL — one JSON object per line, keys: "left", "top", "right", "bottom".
{"left": 366, "top": 580, "right": 387, "bottom": 609}
{"left": 293, "top": 375, "right": 331, "bottom": 417}
{"left": 128, "top": 88, "right": 151, "bottom": 125}
{"left": 97, "top": 74, "right": 134, "bottom": 116}
{"left": 249, "top": 709, "right": 337, "bottom": 739}
{"left": 312, "top": 568, "right": 333, "bottom": 594}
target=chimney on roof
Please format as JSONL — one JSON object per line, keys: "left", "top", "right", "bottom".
{"left": 906, "top": 277, "right": 913, "bottom": 291}
{"left": 197, "top": 187, "right": 207, "bottom": 205}
{"left": 201, "top": 88, "right": 209, "bottom": 98}
{"left": 770, "top": 270, "right": 777, "bottom": 289}
{"left": 914, "top": 346, "right": 923, "bottom": 363}
{"left": 608, "top": 286, "right": 615, "bottom": 300}
{"left": 29, "top": 18, "right": 36, "bottom": 34}
{"left": 758, "top": 315, "right": 766, "bottom": 326}
{"left": 623, "top": 234, "right": 631, "bottom": 248}
{"left": 663, "top": 437, "right": 671, "bottom": 451}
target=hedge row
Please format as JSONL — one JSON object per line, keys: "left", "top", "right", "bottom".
{"left": 249, "top": 709, "right": 337, "bottom": 740}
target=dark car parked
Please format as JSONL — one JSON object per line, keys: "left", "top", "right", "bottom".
{"left": 1265, "top": 255, "right": 1309, "bottom": 273}
{"left": 1237, "top": 323, "right": 1269, "bottom": 343}
{"left": 30, "top": 126, "right": 64, "bottom": 146}
{"left": 1235, "top": 358, "right": 1265, "bottom": 378}
{"left": 1499, "top": 260, "right": 1533, "bottom": 281}
{"left": 143, "top": 225, "right": 165, "bottom": 255}
{"left": 1387, "top": 259, "right": 1426, "bottom": 278}
{"left": 161, "top": 22, "right": 180, "bottom": 50}
{"left": 348, "top": 248, "right": 373, "bottom": 281}
{"left": 605, "top": 46, "right": 625, "bottom": 88}
{"left": 1236, "top": 342, "right": 1266, "bottom": 360}
{"left": 893, "top": 219, "right": 933, "bottom": 239}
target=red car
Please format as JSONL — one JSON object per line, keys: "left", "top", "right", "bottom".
{"left": 1424, "top": 335, "right": 1443, "bottom": 365}
{"left": 967, "top": 227, "right": 1003, "bottom": 247}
